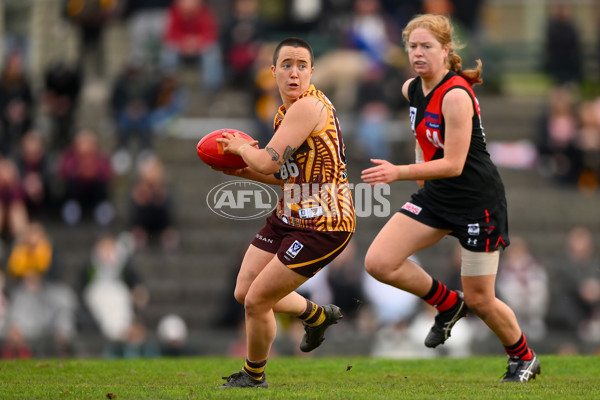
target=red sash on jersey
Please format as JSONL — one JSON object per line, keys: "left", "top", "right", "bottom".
{"left": 415, "top": 76, "right": 480, "bottom": 162}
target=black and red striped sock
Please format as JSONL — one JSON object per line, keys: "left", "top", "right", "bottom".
{"left": 421, "top": 279, "right": 459, "bottom": 312}
{"left": 504, "top": 333, "right": 533, "bottom": 360}
{"left": 243, "top": 359, "right": 267, "bottom": 381}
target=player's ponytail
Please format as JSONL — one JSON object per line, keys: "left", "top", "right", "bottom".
{"left": 449, "top": 53, "right": 483, "bottom": 87}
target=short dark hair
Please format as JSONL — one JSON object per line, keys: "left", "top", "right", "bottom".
{"left": 272, "top": 37, "right": 314, "bottom": 67}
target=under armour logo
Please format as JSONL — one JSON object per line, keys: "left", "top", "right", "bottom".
{"left": 467, "top": 238, "right": 478, "bottom": 246}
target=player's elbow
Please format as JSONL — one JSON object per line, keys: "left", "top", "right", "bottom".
{"left": 447, "top": 164, "right": 464, "bottom": 177}
{"left": 442, "top": 160, "right": 464, "bottom": 177}
{"left": 249, "top": 151, "right": 281, "bottom": 175}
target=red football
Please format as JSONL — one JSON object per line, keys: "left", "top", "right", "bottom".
{"left": 196, "top": 129, "right": 257, "bottom": 169}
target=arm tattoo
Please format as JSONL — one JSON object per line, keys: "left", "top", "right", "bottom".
{"left": 282, "top": 146, "right": 296, "bottom": 160}
{"left": 265, "top": 146, "right": 280, "bottom": 162}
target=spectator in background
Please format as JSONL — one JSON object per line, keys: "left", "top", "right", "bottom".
{"left": 576, "top": 99, "right": 600, "bottom": 192}
{"left": 5, "top": 222, "right": 57, "bottom": 284}
{"left": 286, "top": 0, "right": 325, "bottom": 33}
{"left": 78, "top": 232, "right": 150, "bottom": 357}
{"left": 311, "top": 0, "right": 403, "bottom": 112}
{"left": 41, "top": 61, "right": 82, "bottom": 152}
{"left": 549, "top": 226, "right": 600, "bottom": 347}
{"left": 128, "top": 155, "right": 179, "bottom": 252}
{"left": 63, "top": 0, "right": 123, "bottom": 79}
{"left": 223, "top": 0, "right": 265, "bottom": 91}
{"left": 0, "top": 52, "right": 34, "bottom": 156}
{"left": 161, "top": 0, "right": 224, "bottom": 94}
{"left": 353, "top": 66, "right": 392, "bottom": 160}
{"left": 57, "top": 129, "right": 114, "bottom": 226}
{"left": 496, "top": 237, "right": 549, "bottom": 341}
{"left": 535, "top": 85, "right": 582, "bottom": 185}
{"left": 543, "top": 1, "right": 583, "bottom": 86}
{"left": 110, "top": 58, "right": 158, "bottom": 175}
{"left": 157, "top": 313, "right": 193, "bottom": 356}
{"left": 0, "top": 158, "right": 29, "bottom": 244}
{"left": 2, "top": 263, "right": 77, "bottom": 358}
{"left": 15, "top": 131, "right": 55, "bottom": 220}
{"left": 325, "top": 240, "right": 364, "bottom": 324}
{"left": 1, "top": 0, "right": 34, "bottom": 67}
{"left": 149, "top": 72, "right": 186, "bottom": 137}
{"left": 344, "top": 0, "right": 401, "bottom": 71}
{"left": 251, "top": 42, "right": 280, "bottom": 145}
{"left": 123, "top": 0, "right": 173, "bottom": 70}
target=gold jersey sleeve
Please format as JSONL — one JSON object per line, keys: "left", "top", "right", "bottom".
{"left": 273, "top": 85, "right": 356, "bottom": 232}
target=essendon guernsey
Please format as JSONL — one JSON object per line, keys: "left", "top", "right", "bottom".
{"left": 407, "top": 71, "right": 505, "bottom": 213}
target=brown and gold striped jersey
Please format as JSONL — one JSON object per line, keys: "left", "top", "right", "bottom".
{"left": 273, "top": 85, "right": 355, "bottom": 232}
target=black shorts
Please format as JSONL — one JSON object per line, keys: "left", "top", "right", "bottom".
{"left": 251, "top": 212, "right": 353, "bottom": 277}
{"left": 398, "top": 192, "right": 510, "bottom": 252}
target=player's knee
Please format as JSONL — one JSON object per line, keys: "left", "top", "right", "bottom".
{"left": 243, "top": 293, "right": 266, "bottom": 316}
{"left": 233, "top": 286, "right": 246, "bottom": 305}
{"left": 364, "top": 251, "right": 395, "bottom": 282}
{"left": 463, "top": 291, "right": 492, "bottom": 317}
{"left": 364, "top": 252, "right": 382, "bottom": 279}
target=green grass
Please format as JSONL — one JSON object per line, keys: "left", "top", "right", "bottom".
{"left": 0, "top": 355, "right": 598, "bottom": 399}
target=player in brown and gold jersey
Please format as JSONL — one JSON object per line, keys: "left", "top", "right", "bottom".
{"left": 273, "top": 84, "right": 355, "bottom": 232}
{"left": 213, "top": 37, "right": 355, "bottom": 388}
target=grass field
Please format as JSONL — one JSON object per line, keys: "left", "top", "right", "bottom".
{"left": 0, "top": 355, "right": 598, "bottom": 399}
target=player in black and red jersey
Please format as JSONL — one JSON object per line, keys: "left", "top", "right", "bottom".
{"left": 361, "top": 14, "right": 540, "bottom": 382}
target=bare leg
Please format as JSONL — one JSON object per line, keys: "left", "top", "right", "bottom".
{"left": 234, "top": 245, "right": 310, "bottom": 316}
{"left": 364, "top": 213, "right": 450, "bottom": 296}
{"left": 462, "top": 274, "right": 522, "bottom": 345}
{"left": 243, "top": 258, "right": 307, "bottom": 361}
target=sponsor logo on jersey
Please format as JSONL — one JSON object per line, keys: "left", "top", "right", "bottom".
{"left": 255, "top": 234, "right": 273, "bottom": 244}
{"left": 424, "top": 111, "right": 440, "bottom": 129}
{"left": 467, "top": 238, "right": 478, "bottom": 246}
{"left": 285, "top": 240, "right": 304, "bottom": 259}
{"left": 298, "top": 206, "right": 323, "bottom": 219}
{"left": 401, "top": 202, "right": 422, "bottom": 215}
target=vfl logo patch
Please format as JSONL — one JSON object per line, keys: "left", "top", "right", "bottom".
{"left": 401, "top": 202, "right": 422, "bottom": 215}
{"left": 424, "top": 111, "right": 440, "bottom": 129}
{"left": 468, "top": 223, "right": 480, "bottom": 236}
{"left": 285, "top": 240, "right": 304, "bottom": 259}
{"left": 409, "top": 107, "right": 417, "bottom": 134}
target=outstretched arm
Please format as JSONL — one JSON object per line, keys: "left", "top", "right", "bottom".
{"left": 362, "top": 89, "right": 473, "bottom": 185}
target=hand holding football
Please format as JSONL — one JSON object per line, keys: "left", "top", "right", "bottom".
{"left": 196, "top": 129, "right": 257, "bottom": 169}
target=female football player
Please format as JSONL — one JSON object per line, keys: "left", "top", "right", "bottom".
{"left": 361, "top": 14, "right": 540, "bottom": 382}
{"left": 214, "top": 37, "right": 355, "bottom": 388}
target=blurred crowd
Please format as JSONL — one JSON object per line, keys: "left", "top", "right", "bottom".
{"left": 534, "top": 2, "right": 600, "bottom": 193}
{"left": 0, "top": 0, "right": 598, "bottom": 358}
